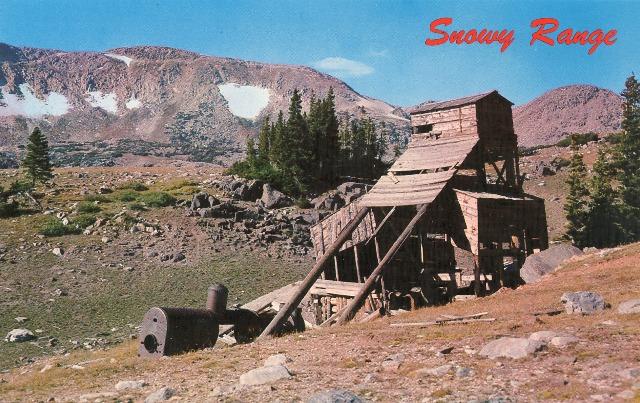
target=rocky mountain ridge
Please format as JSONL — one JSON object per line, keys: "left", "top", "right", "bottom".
{"left": 0, "top": 43, "right": 409, "bottom": 166}
{"left": 513, "top": 84, "right": 623, "bottom": 147}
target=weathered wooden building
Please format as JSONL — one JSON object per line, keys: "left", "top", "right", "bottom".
{"left": 259, "top": 91, "right": 549, "bottom": 337}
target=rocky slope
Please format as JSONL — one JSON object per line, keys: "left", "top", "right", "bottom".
{"left": 0, "top": 43, "right": 409, "bottom": 166}
{"left": 513, "top": 84, "right": 623, "bottom": 147}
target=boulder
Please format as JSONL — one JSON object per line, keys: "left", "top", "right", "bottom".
{"left": 550, "top": 336, "right": 579, "bottom": 348}
{"left": 618, "top": 299, "right": 640, "bottom": 314}
{"left": 5, "top": 328, "right": 36, "bottom": 342}
{"left": 529, "top": 330, "right": 559, "bottom": 343}
{"left": 190, "top": 192, "right": 219, "bottom": 210}
{"left": 479, "top": 337, "right": 545, "bottom": 359}
{"left": 145, "top": 386, "right": 175, "bottom": 403}
{"left": 520, "top": 244, "right": 583, "bottom": 283}
{"left": 264, "top": 353, "right": 292, "bottom": 367}
{"left": 238, "top": 364, "right": 292, "bottom": 386}
{"left": 232, "top": 179, "right": 263, "bottom": 201}
{"left": 311, "top": 193, "right": 344, "bottom": 211}
{"left": 561, "top": 291, "right": 606, "bottom": 314}
{"left": 52, "top": 247, "right": 64, "bottom": 257}
{"left": 259, "top": 184, "right": 292, "bottom": 209}
{"left": 307, "top": 389, "right": 364, "bottom": 403}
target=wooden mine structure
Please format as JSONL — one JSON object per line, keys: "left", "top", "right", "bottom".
{"left": 258, "top": 90, "right": 548, "bottom": 339}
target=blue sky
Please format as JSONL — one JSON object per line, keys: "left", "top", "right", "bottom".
{"left": 0, "top": 0, "right": 638, "bottom": 106}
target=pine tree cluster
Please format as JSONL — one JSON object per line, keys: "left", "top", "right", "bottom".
{"left": 564, "top": 74, "right": 640, "bottom": 248}
{"left": 230, "top": 88, "right": 388, "bottom": 196}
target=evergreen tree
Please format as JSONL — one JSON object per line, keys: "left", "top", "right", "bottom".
{"left": 285, "top": 89, "right": 311, "bottom": 188}
{"left": 320, "top": 87, "right": 340, "bottom": 184}
{"left": 257, "top": 117, "right": 271, "bottom": 163}
{"left": 269, "top": 111, "right": 286, "bottom": 167}
{"left": 564, "top": 136, "right": 589, "bottom": 246}
{"left": 245, "top": 138, "right": 258, "bottom": 169}
{"left": 617, "top": 74, "right": 640, "bottom": 240}
{"left": 585, "top": 148, "right": 625, "bottom": 247}
{"left": 22, "top": 127, "right": 53, "bottom": 186}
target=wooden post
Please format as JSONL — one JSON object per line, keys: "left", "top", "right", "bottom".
{"left": 334, "top": 255, "right": 340, "bottom": 281}
{"left": 257, "top": 207, "right": 370, "bottom": 340}
{"left": 336, "top": 204, "right": 428, "bottom": 325}
{"left": 354, "top": 245, "right": 362, "bottom": 283}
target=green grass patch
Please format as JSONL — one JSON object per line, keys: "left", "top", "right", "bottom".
{"left": 84, "top": 194, "right": 111, "bottom": 203}
{"left": 128, "top": 202, "right": 146, "bottom": 211}
{"left": 39, "top": 217, "right": 81, "bottom": 237}
{"left": 116, "top": 190, "right": 138, "bottom": 202}
{"left": 76, "top": 201, "right": 101, "bottom": 214}
{"left": 117, "top": 181, "right": 148, "bottom": 191}
{"left": 72, "top": 213, "right": 98, "bottom": 229}
{"left": 138, "top": 191, "right": 176, "bottom": 207}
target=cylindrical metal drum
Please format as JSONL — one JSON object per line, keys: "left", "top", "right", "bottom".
{"left": 138, "top": 307, "right": 219, "bottom": 357}
{"left": 206, "top": 284, "right": 228, "bottom": 317}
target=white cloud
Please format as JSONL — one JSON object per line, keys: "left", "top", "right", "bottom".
{"left": 313, "top": 57, "right": 374, "bottom": 78}
{"left": 369, "top": 49, "right": 389, "bottom": 57}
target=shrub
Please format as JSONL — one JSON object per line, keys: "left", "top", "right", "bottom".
{"left": 72, "top": 213, "right": 97, "bottom": 229}
{"left": 139, "top": 191, "right": 176, "bottom": 207}
{"left": 117, "top": 190, "right": 138, "bottom": 202}
{"left": 118, "top": 181, "right": 148, "bottom": 191}
{"left": 556, "top": 132, "right": 599, "bottom": 147}
{"left": 8, "top": 180, "right": 33, "bottom": 194}
{"left": 84, "top": 194, "right": 111, "bottom": 203}
{"left": 0, "top": 201, "right": 19, "bottom": 218}
{"left": 76, "top": 201, "right": 101, "bottom": 214}
{"left": 40, "top": 217, "right": 80, "bottom": 237}
{"left": 128, "top": 202, "right": 146, "bottom": 211}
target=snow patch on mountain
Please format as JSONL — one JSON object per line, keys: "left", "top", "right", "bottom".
{"left": 104, "top": 53, "right": 133, "bottom": 66}
{"left": 217, "top": 83, "right": 270, "bottom": 120}
{"left": 0, "top": 84, "right": 71, "bottom": 118}
{"left": 85, "top": 91, "right": 118, "bottom": 114}
{"left": 126, "top": 97, "right": 142, "bottom": 110}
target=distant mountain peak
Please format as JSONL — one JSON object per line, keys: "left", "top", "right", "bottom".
{"left": 513, "top": 84, "right": 622, "bottom": 147}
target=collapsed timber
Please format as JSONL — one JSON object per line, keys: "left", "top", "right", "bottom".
{"left": 138, "top": 90, "right": 549, "bottom": 355}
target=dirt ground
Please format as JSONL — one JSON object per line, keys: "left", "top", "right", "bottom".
{"left": 1, "top": 242, "right": 639, "bottom": 402}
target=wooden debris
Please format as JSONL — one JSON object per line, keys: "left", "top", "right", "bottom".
{"left": 390, "top": 317, "right": 496, "bottom": 327}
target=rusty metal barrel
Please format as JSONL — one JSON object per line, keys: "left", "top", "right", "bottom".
{"left": 138, "top": 307, "right": 219, "bottom": 357}
{"left": 206, "top": 284, "right": 228, "bottom": 317}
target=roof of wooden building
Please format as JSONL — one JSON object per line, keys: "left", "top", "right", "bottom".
{"left": 389, "top": 134, "right": 478, "bottom": 173}
{"left": 410, "top": 90, "right": 513, "bottom": 115}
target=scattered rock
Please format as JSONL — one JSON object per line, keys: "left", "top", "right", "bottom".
{"left": 144, "top": 386, "right": 175, "bottom": 403}
{"left": 264, "top": 353, "right": 292, "bottom": 367}
{"left": 79, "top": 392, "right": 117, "bottom": 402}
{"left": 415, "top": 364, "right": 453, "bottom": 377}
{"left": 115, "top": 380, "right": 148, "bottom": 391}
{"left": 52, "top": 247, "right": 64, "bottom": 257}
{"left": 381, "top": 353, "right": 405, "bottom": 371}
{"left": 307, "top": 389, "right": 364, "bottom": 403}
{"left": 479, "top": 337, "right": 545, "bottom": 359}
{"left": 520, "top": 244, "right": 583, "bottom": 283}
{"left": 618, "top": 299, "right": 640, "bottom": 314}
{"left": 172, "top": 252, "right": 186, "bottom": 263}
{"left": 550, "top": 336, "right": 579, "bottom": 348}
{"left": 258, "top": 184, "right": 292, "bottom": 209}
{"left": 14, "top": 317, "right": 28, "bottom": 323}
{"left": 455, "top": 367, "right": 473, "bottom": 378}
{"left": 5, "top": 328, "right": 36, "bottom": 342}
{"left": 239, "top": 365, "right": 292, "bottom": 386}
{"left": 561, "top": 291, "right": 606, "bottom": 314}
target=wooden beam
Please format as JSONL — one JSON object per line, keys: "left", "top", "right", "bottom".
{"left": 336, "top": 204, "right": 429, "bottom": 325}
{"left": 365, "top": 207, "right": 396, "bottom": 245}
{"left": 257, "top": 207, "right": 371, "bottom": 340}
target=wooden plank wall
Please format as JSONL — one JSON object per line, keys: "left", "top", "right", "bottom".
{"left": 310, "top": 202, "right": 377, "bottom": 260}
{"left": 410, "top": 104, "right": 479, "bottom": 139}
